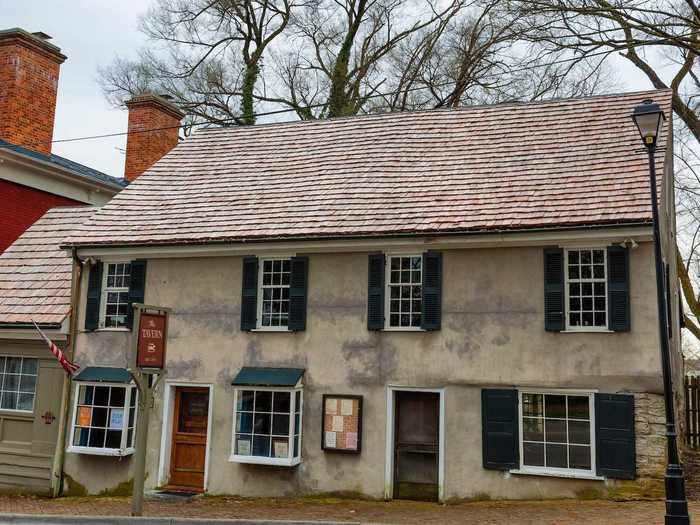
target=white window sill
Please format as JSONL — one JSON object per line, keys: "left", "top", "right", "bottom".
{"left": 510, "top": 468, "right": 603, "bottom": 481}
{"left": 228, "top": 454, "right": 301, "bottom": 467}
{"left": 95, "top": 327, "right": 131, "bottom": 333}
{"left": 251, "top": 328, "right": 292, "bottom": 333}
{"left": 560, "top": 329, "right": 613, "bottom": 334}
{"left": 382, "top": 327, "right": 425, "bottom": 332}
{"left": 67, "top": 446, "right": 135, "bottom": 457}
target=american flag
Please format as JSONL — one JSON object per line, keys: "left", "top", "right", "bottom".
{"left": 32, "top": 321, "right": 80, "bottom": 375}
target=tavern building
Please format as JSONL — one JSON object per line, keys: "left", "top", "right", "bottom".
{"left": 56, "top": 89, "right": 682, "bottom": 500}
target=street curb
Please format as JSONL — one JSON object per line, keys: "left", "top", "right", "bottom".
{"left": 0, "top": 515, "right": 363, "bottom": 525}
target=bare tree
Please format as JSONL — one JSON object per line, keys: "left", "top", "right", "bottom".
{"left": 99, "top": 0, "right": 298, "bottom": 125}
{"left": 373, "top": 1, "right": 614, "bottom": 111}
{"left": 503, "top": 0, "right": 700, "bottom": 353}
{"left": 261, "top": 0, "right": 465, "bottom": 118}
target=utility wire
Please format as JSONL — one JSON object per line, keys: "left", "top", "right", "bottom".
{"left": 47, "top": 47, "right": 622, "bottom": 146}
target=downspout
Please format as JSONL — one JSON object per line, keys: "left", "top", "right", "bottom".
{"left": 49, "top": 248, "right": 83, "bottom": 497}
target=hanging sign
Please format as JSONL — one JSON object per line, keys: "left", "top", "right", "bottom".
{"left": 136, "top": 312, "right": 168, "bottom": 369}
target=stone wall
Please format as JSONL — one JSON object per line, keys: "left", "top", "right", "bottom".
{"left": 635, "top": 393, "right": 667, "bottom": 478}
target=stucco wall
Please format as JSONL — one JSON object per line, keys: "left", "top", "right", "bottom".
{"left": 64, "top": 242, "right": 665, "bottom": 498}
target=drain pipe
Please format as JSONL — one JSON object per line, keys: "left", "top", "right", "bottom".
{"left": 49, "top": 248, "right": 83, "bottom": 497}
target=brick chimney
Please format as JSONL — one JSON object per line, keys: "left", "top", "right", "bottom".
{"left": 0, "top": 28, "right": 66, "bottom": 156}
{"left": 124, "top": 93, "right": 185, "bottom": 182}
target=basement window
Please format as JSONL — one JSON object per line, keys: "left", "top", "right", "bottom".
{"left": 67, "top": 382, "right": 137, "bottom": 456}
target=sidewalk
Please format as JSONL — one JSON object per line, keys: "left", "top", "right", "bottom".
{"left": 0, "top": 495, "right": 698, "bottom": 525}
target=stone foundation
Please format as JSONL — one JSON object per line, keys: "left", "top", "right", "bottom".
{"left": 635, "top": 393, "right": 667, "bottom": 478}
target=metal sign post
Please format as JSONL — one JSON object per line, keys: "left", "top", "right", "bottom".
{"left": 128, "top": 303, "right": 170, "bottom": 517}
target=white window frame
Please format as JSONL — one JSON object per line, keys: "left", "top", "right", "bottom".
{"left": 0, "top": 355, "right": 38, "bottom": 414}
{"left": 563, "top": 247, "right": 610, "bottom": 333}
{"left": 513, "top": 389, "right": 601, "bottom": 480}
{"left": 98, "top": 261, "right": 131, "bottom": 331}
{"left": 67, "top": 381, "right": 138, "bottom": 457}
{"left": 229, "top": 385, "right": 303, "bottom": 467}
{"left": 384, "top": 253, "right": 424, "bottom": 331}
{"left": 255, "top": 257, "right": 292, "bottom": 332}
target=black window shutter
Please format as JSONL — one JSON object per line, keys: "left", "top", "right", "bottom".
{"left": 126, "top": 260, "right": 147, "bottom": 329}
{"left": 421, "top": 251, "right": 442, "bottom": 331}
{"left": 240, "top": 256, "right": 258, "bottom": 331}
{"left": 288, "top": 256, "right": 309, "bottom": 331}
{"left": 544, "top": 248, "right": 565, "bottom": 331}
{"left": 595, "top": 393, "right": 636, "bottom": 479}
{"left": 607, "top": 246, "right": 630, "bottom": 332}
{"left": 367, "top": 253, "right": 385, "bottom": 330}
{"left": 84, "top": 261, "right": 103, "bottom": 331}
{"left": 482, "top": 389, "right": 519, "bottom": 470}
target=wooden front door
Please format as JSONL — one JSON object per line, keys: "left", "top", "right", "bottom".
{"left": 168, "top": 387, "right": 209, "bottom": 491}
{"left": 393, "top": 391, "right": 440, "bottom": 501}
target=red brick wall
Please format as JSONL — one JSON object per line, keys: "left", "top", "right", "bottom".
{"left": 0, "top": 33, "right": 65, "bottom": 156}
{"left": 124, "top": 96, "right": 183, "bottom": 182}
{"left": 0, "top": 179, "right": 80, "bottom": 252}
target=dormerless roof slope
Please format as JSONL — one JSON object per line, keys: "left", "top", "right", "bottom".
{"left": 65, "top": 89, "right": 672, "bottom": 248}
{"left": 0, "top": 206, "right": 95, "bottom": 325}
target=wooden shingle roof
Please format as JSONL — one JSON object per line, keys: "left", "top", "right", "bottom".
{"left": 0, "top": 206, "right": 95, "bottom": 325}
{"left": 66, "top": 89, "right": 672, "bottom": 248}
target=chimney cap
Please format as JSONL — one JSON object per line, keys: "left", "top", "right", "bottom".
{"left": 31, "top": 31, "right": 52, "bottom": 40}
{"left": 125, "top": 92, "right": 186, "bottom": 120}
{"left": 0, "top": 28, "right": 66, "bottom": 62}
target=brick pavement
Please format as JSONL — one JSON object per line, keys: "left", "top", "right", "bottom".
{"left": 0, "top": 495, "right": 699, "bottom": 525}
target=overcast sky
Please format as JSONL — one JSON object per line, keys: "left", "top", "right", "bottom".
{"left": 3, "top": 1, "right": 660, "bottom": 181}
{"left": 2, "top": 0, "right": 148, "bottom": 179}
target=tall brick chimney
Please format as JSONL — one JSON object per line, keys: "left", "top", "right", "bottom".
{"left": 0, "top": 28, "right": 66, "bottom": 156}
{"left": 124, "top": 93, "right": 185, "bottom": 182}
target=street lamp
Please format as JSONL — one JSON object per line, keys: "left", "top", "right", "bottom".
{"left": 632, "top": 99, "right": 690, "bottom": 525}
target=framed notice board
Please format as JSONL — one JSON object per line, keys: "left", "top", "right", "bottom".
{"left": 322, "top": 394, "right": 362, "bottom": 453}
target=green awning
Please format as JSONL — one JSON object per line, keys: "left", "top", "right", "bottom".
{"left": 231, "top": 367, "right": 305, "bottom": 387}
{"left": 74, "top": 367, "right": 132, "bottom": 384}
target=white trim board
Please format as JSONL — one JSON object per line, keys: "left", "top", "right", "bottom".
{"left": 157, "top": 381, "right": 214, "bottom": 491}
{"left": 384, "top": 386, "right": 446, "bottom": 502}
{"left": 72, "top": 227, "right": 653, "bottom": 260}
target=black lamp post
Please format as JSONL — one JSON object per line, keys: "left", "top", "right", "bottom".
{"left": 632, "top": 99, "right": 690, "bottom": 525}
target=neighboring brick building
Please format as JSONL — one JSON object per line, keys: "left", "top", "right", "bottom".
{"left": 0, "top": 28, "right": 126, "bottom": 252}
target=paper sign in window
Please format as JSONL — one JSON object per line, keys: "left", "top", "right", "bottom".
{"left": 109, "top": 408, "right": 124, "bottom": 429}
{"left": 77, "top": 406, "right": 92, "bottom": 427}
{"left": 237, "top": 438, "right": 251, "bottom": 456}
{"left": 273, "top": 437, "right": 289, "bottom": 458}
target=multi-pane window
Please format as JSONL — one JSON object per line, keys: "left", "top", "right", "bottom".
{"left": 259, "top": 259, "right": 290, "bottom": 328}
{"left": 231, "top": 388, "right": 302, "bottom": 466}
{"left": 101, "top": 263, "right": 131, "bottom": 328}
{"left": 566, "top": 249, "right": 607, "bottom": 329}
{"left": 70, "top": 383, "right": 137, "bottom": 455}
{"left": 386, "top": 255, "right": 422, "bottom": 328}
{"left": 0, "top": 357, "right": 37, "bottom": 412}
{"left": 520, "top": 392, "right": 593, "bottom": 473}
